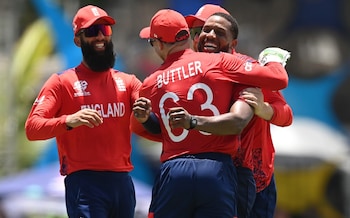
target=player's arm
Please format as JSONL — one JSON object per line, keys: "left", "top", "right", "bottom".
{"left": 168, "top": 99, "right": 254, "bottom": 135}
{"left": 240, "top": 87, "right": 274, "bottom": 120}
{"left": 128, "top": 75, "right": 162, "bottom": 141}
{"left": 25, "top": 74, "right": 103, "bottom": 140}
{"left": 132, "top": 97, "right": 162, "bottom": 136}
{"left": 25, "top": 74, "right": 67, "bottom": 140}
{"left": 263, "top": 90, "right": 293, "bottom": 126}
{"left": 222, "top": 47, "right": 291, "bottom": 90}
{"left": 130, "top": 115, "right": 162, "bottom": 142}
{"left": 241, "top": 87, "right": 293, "bottom": 126}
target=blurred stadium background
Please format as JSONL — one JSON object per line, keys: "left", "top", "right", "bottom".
{"left": 0, "top": 0, "right": 349, "bottom": 217}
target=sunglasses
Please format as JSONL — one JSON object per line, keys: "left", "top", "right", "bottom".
{"left": 190, "top": 27, "right": 202, "bottom": 40}
{"left": 148, "top": 38, "right": 156, "bottom": 47}
{"left": 80, "top": 24, "right": 112, "bottom": 37}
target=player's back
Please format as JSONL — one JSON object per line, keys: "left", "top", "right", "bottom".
{"left": 140, "top": 49, "right": 246, "bottom": 162}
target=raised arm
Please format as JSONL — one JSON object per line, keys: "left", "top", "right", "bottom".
{"left": 222, "top": 47, "right": 291, "bottom": 90}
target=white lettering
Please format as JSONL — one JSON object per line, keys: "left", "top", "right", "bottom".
{"left": 194, "top": 61, "right": 202, "bottom": 74}
{"left": 156, "top": 61, "right": 203, "bottom": 89}
{"left": 163, "top": 71, "right": 170, "bottom": 86}
{"left": 181, "top": 66, "right": 189, "bottom": 79}
{"left": 188, "top": 62, "right": 195, "bottom": 77}
{"left": 80, "top": 102, "right": 125, "bottom": 118}
{"left": 157, "top": 75, "right": 163, "bottom": 88}
{"left": 244, "top": 61, "right": 253, "bottom": 71}
{"left": 33, "top": 96, "right": 45, "bottom": 105}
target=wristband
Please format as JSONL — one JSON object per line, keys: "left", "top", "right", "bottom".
{"left": 142, "top": 112, "right": 161, "bottom": 134}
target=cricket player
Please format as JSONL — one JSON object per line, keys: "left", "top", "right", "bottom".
{"left": 133, "top": 8, "right": 290, "bottom": 218}
{"left": 25, "top": 5, "right": 141, "bottom": 217}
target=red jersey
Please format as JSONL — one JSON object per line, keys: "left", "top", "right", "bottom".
{"left": 228, "top": 51, "right": 293, "bottom": 191}
{"left": 252, "top": 90, "right": 293, "bottom": 192}
{"left": 138, "top": 49, "right": 288, "bottom": 162}
{"left": 25, "top": 63, "right": 142, "bottom": 175}
{"left": 235, "top": 91, "right": 292, "bottom": 192}
{"left": 231, "top": 52, "right": 257, "bottom": 170}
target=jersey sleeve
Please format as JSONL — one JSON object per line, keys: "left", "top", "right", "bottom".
{"left": 263, "top": 90, "right": 293, "bottom": 126}
{"left": 25, "top": 74, "right": 68, "bottom": 140}
{"left": 130, "top": 115, "right": 163, "bottom": 142}
{"left": 130, "top": 79, "right": 163, "bottom": 142}
{"left": 129, "top": 74, "right": 142, "bottom": 104}
{"left": 220, "top": 53, "right": 289, "bottom": 91}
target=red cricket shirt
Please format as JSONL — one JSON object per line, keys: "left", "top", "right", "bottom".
{"left": 136, "top": 49, "right": 288, "bottom": 162}
{"left": 25, "top": 63, "right": 142, "bottom": 175}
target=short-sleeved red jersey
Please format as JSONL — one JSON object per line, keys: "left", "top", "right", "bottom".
{"left": 25, "top": 63, "right": 142, "bottom": 175}
{"left": 138, "top": 49, "right": 289, "bottom": 162}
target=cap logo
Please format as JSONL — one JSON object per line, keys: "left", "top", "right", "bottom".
{"left": 91, "top": 7, "right": 100, "bottom": 16}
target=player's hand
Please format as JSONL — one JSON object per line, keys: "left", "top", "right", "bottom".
{"left": 258, "top": 47, "right": 291, "bottom": 67}
{"left": 240, "top": 88, "right": 264, "bottom": 114}
{"left": 168, "top": 107, "right": 192, "bottom": 130}
{"left": 133, "top": 97, "right": 152, "bottom": 123}
{"left": 66, "top": 108, "right": 103, "bottom": 129}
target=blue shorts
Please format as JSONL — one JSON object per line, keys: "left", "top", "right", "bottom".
{"left": 149, "top": 152, "right": 237, "bottom": 218}
{"left": 64, "top": 170, "right": 136, "bottom": 218}
{"left": 250, "top": 174, "right": 276, "bottom": 218}
{"left": 236, "top": 167, "right": 256, "bottom": 218}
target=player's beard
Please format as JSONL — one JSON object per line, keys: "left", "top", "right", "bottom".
{"left": 220, "top": 43, "right": 230, "bottom": 53}
{"left": 81, "top": 40, "right": 116, "bottom": 72}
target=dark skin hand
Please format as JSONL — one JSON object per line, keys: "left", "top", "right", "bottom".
{"left": 241, "top": 87, "right": 274, "bottom": 120}
{"left": 133, "top": 97, "right": 152, "bottom": 123}
{"left": 168, "top": 107, "right": 192, "bottom": 130}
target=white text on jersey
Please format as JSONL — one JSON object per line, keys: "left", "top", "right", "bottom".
{"left": 81, "top": 102, "right": 125, "bottom": 118}
{"left": 157, "top": 61, "right": 203, "bottom": 88}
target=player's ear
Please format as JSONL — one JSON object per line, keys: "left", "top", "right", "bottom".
{"left": 74, "top": 36, "right": 81, "bottom": 47}
{"left": 231, "top": 39, "right": 238, "bottom": 49}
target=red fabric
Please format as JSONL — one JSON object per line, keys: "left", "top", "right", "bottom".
{"left": 238, "top": 90, "right": 293, "bottom": 192}
{"left": 25, "top": 63, "right": 141, "bottom": 175}
{"left": 185, "top": 4, "right": 229, "bottom": 28}
{"left": 139, "top": 9, "right": 189, "bottom": 43}
{"left": 72, "top": 5, "right": 115, "bottom": 35}
{"left": 138, "top": 49, "right": 288, "bottom": 162}
{"left": 230, "top": 51, "right": 293, "bottom": 192}
{"left": 253, "top": 90, "right": 293, "bottom": 192}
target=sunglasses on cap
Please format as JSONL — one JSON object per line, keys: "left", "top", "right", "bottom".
{"left": 190, "top": 27, "right": 202, "bottom": 40}
{"left": 79, "top": 24, "right": 112, "bottom": 37}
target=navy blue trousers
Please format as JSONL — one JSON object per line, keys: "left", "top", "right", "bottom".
{"left": 64, "top": 170, "right": 135, "bottom": 218}
{"left": 250, "top": 174, "right": 277, "bottom": 218}
{"left": 149, "top": 152, "right": 237, "bottom": 218}
{"left": 236, "top": 167, "right": 256, "bottom": 218}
